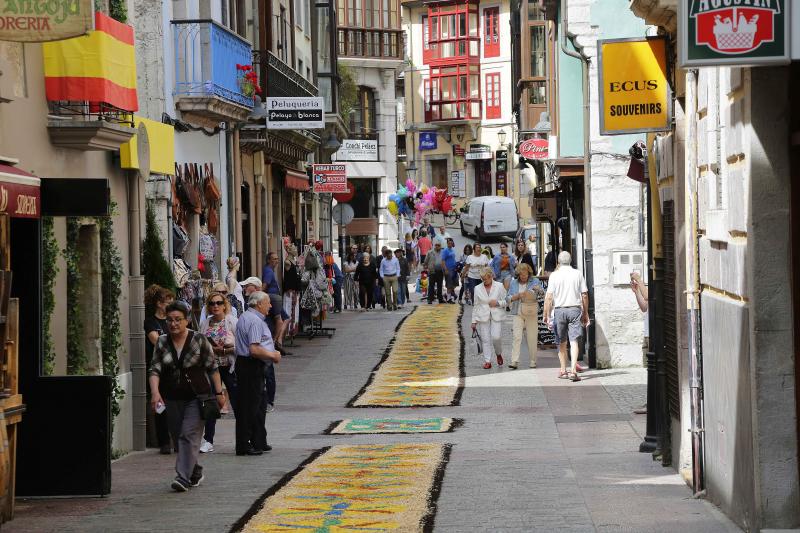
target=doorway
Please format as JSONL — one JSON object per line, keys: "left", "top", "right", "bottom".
{"left": 431, "top": 159, "right": 448, "bottom": 190}
{"left": 475, "top": 159, "right": 492, "bottom": 196}
{"left": 241, "top": 182, "right": 251, "bottom": 278}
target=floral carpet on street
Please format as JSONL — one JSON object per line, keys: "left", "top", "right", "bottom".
{"left": 323, "top": 417, "right": 462, "bottom": 434}
{"left": 348, "top": 305, "right": 464, "bottom": 407}
{"left": 233, "top": 443, "right": 452, "bottom": 532}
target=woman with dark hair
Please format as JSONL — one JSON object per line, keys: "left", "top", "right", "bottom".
{"left": 149, "top": 301, "right": 225, "bottom": 492}
{"left": 144, "top": 284, "right": 175, "bottom": 454}
{"left": 457, "top": 244, "right": 473, "bottom": 303}
{"left": 513, "top": 239, "right": 536, "bottom": 275}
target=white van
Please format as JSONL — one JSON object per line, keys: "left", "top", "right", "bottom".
{"left": 459, "top": 196, "right": 519, "bottom": 239}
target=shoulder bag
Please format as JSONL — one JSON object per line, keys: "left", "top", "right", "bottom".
{"left": 181, "top": 334, "right": 221, "bottom": 420}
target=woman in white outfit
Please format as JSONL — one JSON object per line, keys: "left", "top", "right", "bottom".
{"left": 471, "top": 267, "right": 507, "bottom": 369}
{"left": 507, "top": 263, "right": 545, "bottom": 369}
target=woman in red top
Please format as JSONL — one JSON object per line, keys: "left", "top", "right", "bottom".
{"left": 417, "top": 230, "right": 433, "bottom": 263}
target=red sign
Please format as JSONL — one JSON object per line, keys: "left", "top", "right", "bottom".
{"left": 693, "top": 5, "right": 779, "bottom": 55}
{"left": 312, "top": 164, "right": 347, "bottom": 194}
{"left": 0, "top": 166, "right": 41, "bottom": 219}
{"left": 332, "top": 181, "right": 355, "bottom": 203}
{"left": 518, "top": 138, "right": 549, "bottom": 160}
{"left": 453, "top": 145, "right": 465, "bottom": 157}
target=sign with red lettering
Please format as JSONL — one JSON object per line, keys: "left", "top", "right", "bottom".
{"left": 680, "top": 0, "right": 790, "bottom": 67}
{"left": 0, "top": 0, "right": 94, "bottom": 43}
{"left": 0, "top": 179, "right": 40, "bottom": 219}
{"left": 312, "top": 164, "right": 347, "bottom": 194}
{"left": 518, "top": 138, "right": 549, "bottom": 160}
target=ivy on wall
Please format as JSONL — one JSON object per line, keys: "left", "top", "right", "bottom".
{"left": 64, "top": 218, "right": 88, "bottom": 376}
{"left": 98, "top": 203, "right": 125, "bottom": 419}
{"left": 109, "top": 0, "right": 127, "bottom": 23}
{"left": 41, "top": 217, "right": 59, "bottom": 375}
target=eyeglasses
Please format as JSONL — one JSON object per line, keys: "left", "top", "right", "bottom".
{"left": 166, "top": 317, "right": 185, "bottom": 324}
{"left": 209, "top": 300, "right": 225, "bottom": 306}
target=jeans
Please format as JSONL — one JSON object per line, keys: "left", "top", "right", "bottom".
{"left": 465, "top": 277, "right": 481, "bottom": 302}
{"left": 203, "top": 367, "right": 237, "bottom": 444}
{"left": 383, "top": 275, "right": 399, "bottom": 310}
{"left": 428, "top": 270, "right": 444, "bottom": 303}
{"left": 234, "top": 356, "right": 266, "bottom": 454}
{"left": 398, "top": 277, "right": 407, "bottom": 305}
{"left": 333, "top": 282, "right": 342, "bottom": 311}
{"left": 165, "top": 398, "right": 204, "bottom": 485}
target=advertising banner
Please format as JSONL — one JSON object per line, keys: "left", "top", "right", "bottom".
{"left": 598, "top": 36, "right": 672, "bottom": 135}
{"left": 679, "top": 0, "right": 790, "bottom": 67}
{"left": 312, "top": 164, "right": 347, "bottom": 193}
{"left": 266, "top": 97, "right": 325, "bottom": 129}
{"left": 335, "top": 139, "right": 378, "bottom": 161}
{"left": 0, "top": 0, "right": 93, "bottom": 42}
{"left": 518, "top": 138, "right": 549, "bottom": 160}
{"left": 419, "top": 132, "right": 437, "bottom": 150}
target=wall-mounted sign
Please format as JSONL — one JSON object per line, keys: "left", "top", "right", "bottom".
{"left": 453, "top": 145, "right": 465, "bottom": 157}
{"left": 449, "top": 170, "right": 466, "bottom": 197}
{"left": 0, "top": 0, "right": 93, "bottom": 42}
{"left": 465, "top": 144, "right": 492, "bottom": 160}
{"left": 518, "top": 138, "right": 549, "bottom": 160}
{"left": 332, "top": 181, "right": 355, "bottom": 203}
{"left": 679, "top": 0, "right": 790, "bottom": 67}
{"left": 495, "top": 150, "right": 508, "bottom": 197}
{"left": 265, "top": 97, "right": 325, "bottom": 129}
{"left": 419, "top": 132, "right": 437, "bottom": 150}
{"left": 312, "top": 164, "right": 347, "bottom": 193}
{"left": 598, "top": 37, "right": 672, "bottom": 135}
{"left": 335, "top": 139, "right": 378, "bottom": 161}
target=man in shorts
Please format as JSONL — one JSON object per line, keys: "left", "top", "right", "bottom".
{"left": 543, "top": 251, "right": 589, "bottom": 382}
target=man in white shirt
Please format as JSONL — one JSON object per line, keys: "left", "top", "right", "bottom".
{"left": 433, "top": 225, "right": 451, "bottom": 247}
{"left": 543, "top": 251, "right": 589, "bottom": 381}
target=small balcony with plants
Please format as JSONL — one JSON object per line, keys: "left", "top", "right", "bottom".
{"left": 172, "top": 19, "right": 255, "bottom": 127}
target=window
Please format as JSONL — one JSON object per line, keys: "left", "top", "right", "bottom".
{"left": 279, "top": 6, "right": 289, "bottom": 63}
{"left": 350, "top": 86, "right": 377, "bottom": 135}
{"left": 529, "top": 25, "right": 546, "bottom": 78}
{"left": 425, "top": 2, "right": 479, "bottom": 64}
{"left": 338, "top": 0, "right": 400, "bottom": 29}
{"left": 423, "top": 78, "right": 432, "bottom": 122}
{"left": 483, "top": 7, "right": 499, "bottom": 58}
{"left": 422, "top": 15, "right": 432, "bottom": 63}
{"left": 428, "top": 64, "right": 481, "bottom": 121}
{"left": 485, "top": 72, "right": 501, "bottom": 119}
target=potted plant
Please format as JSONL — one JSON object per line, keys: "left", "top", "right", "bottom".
{"left": 236, "top": 64, "right": 262, "bottom": 98}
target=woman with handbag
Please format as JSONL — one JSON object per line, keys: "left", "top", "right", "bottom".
{"left": 198, "top": 292, "right": 238, "bottom": 454}
{"left": 471, "top": 267, "right": 508, "bottom": 369}
{"left": 149, "top": 301, "right": 225, "bottom": 492}
{"left": 507, "top": 263, "right": 545, "bottom": 369}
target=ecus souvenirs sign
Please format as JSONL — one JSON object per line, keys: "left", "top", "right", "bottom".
{"left": 679, "top": 0, "right": 790, "bottom": 66}
{"left": 598, "top": 37, "right": 672, "bottom": 136}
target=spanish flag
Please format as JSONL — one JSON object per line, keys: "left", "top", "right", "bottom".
{"left": 43, "top": 11, "right": 138, "bottom": 112}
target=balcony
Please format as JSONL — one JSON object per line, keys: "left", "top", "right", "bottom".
{"left": 337, "top": 29, "right": 403, "bottom": 60}
{"left": 47, "top": 101, "right": 135, "bottom": 151}
{"left": 172, "top": 20, "right": 254, "bottom": 127}
{"left": 252, "top": 50, "right": 318, "bottom": 98}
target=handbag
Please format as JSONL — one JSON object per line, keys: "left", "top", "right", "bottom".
{"left": 472, "top": 328, "right": 483, "bottom": 355}
{"left": 204, "top": 163, "right": 222, "bottom": 202}
{"left": 176, "top": 163, "right": 202, "bottom": 214}
{"left": 172, "top": 221, "right": 190, "bottom": 257}
{"left": 182, "top": 345, "right": 221, "bottom": 421}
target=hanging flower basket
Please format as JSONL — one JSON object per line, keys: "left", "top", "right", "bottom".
{"left": 236, "top": 64, "right": 262, "bottom": 98}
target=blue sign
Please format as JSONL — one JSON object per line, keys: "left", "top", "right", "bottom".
{"left": 419, "top": 132, "right": 437, "bottom": 150}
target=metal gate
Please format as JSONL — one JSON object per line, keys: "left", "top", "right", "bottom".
{"left": 663, "top": 200, "right": 680, "bottom": 417}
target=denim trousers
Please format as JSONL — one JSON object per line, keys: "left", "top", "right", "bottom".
{"left": 165, "top": 398, "right": 204, "bottom": 484}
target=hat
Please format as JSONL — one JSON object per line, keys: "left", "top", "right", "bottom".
{"left": 239, "top": 276, "right": 262, "bottom": 288}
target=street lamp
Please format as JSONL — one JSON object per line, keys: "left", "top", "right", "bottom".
{"left": 324, "top": 131, "right": 341, "bottom": 150}
{"left": 498, "top": 128, "right": 507, "bottom": 146}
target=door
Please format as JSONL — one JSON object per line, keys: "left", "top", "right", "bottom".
{"left": 431, "top": 160, "right": 448, "bottom": 190}
{"left": 483, "top": 7, "right": 499, "bottom": 58}
{"left": 475, "top": 159, "right": 492, "bottom": 197}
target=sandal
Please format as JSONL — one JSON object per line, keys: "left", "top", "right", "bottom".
{"left": 570, "top": 372, "right": 582, "bottom": 382}
{"left": 558, "top": 370, "right": 570, "bottom": 379}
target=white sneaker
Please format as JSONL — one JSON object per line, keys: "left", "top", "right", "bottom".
{"left": 266, "top": 403, "right": 275, "bottom": 413}
{"left": 199, "top": 439, "right": 214, "bottom": 453}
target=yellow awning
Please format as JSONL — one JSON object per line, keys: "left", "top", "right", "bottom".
{"left": 120, "top": 116, "right": 176, "bottom": 175}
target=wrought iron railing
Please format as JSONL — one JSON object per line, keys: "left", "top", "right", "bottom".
{"left": 172, "top": 20, "right": 254, "bottom": 109}
{"left": 47, "top": 101, "right": 135, "bottom": 126}
{"left": 252, "top": 49, "right": 318, "bottom": 98}
{"left": 337, "top": 28, "right": 403, "bottom": 59}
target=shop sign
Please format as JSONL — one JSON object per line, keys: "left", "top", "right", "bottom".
{"left": 265, "top": 97, "right": 325, "bottom": 129}
{"left": 465, "top": 144, "right": 492, "bottom": 160}
{"left": 0, "top": 179, "right": 40, "bottom": 219}
{"left": 335, "top": 139, "right": 378, "bottom": 161}
{"left": 495, "top": 150, "right": 508, "bottom": 197}
{"left": 598, "top": 36, "right": 672, "bottom": 135}
{"left": 0, "top": 0, "right": 93, "bottom": 42}
{"left": 453, "top": 145, "right": 465, "bottom": 157}
{"left": 312, "top": 164, "right": 347, "bottom": 193}
{"left": 518, "top": 138, "right": 549, "bottom": 160}
{"left": 679, "top": 0, "right": 790, "bottom": 67}
{"left": 449, "top": 170, "right": 466, "bottom": 197}
{"left": 419, "top": 132, "right": 437, "bottom": 150}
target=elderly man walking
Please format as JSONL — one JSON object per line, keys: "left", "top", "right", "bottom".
{"left": 543, "top": 251, "right": 589, "bottom": 382}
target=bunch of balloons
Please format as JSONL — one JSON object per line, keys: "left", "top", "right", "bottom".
{"left": 386, "top": 179, "right": 453, "bottom": 225}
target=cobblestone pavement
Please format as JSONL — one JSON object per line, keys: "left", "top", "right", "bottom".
{"left": 7, "top": 303, "right": 739, "bottom": 532}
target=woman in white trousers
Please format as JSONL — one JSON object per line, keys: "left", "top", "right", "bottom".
{"left": 471, "top": 267, "right": 507, "bottom": 369}
{"left": 507, "top": 263, "right": 545, "bottom": 369}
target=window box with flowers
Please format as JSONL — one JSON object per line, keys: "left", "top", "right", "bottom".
{"left": 236, "top": 64, "right": 262, "bottom": 99}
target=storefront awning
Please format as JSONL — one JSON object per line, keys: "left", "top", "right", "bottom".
{"left": 0, "top": 164, "right": 41, "bottom": 219}
{"left": 119, "top": 116, "right": 176, "bottom": 175}
{"left": 284, "top": 169, "right": 310, "bottom": 192}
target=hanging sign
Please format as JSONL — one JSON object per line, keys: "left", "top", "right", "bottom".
{"left": 265, "top": 97, "right": 325, "bottom": 129}
{"left": 312, "top": 164, "right": 347, "bottom": 193}
{"left": 335, "top": 139, "right": 378, "bottom": 161}
{"left": 598, "top": 36, "right": 672, "bottom": 135}
{"left": 465, "top": 144, "right": 492, "bottom": 160}
{"left": 419, "top": 132, "right": 437, "bottom": 150}
{"left": 518, "top": 138, "right": 549, "bottom": 160}
{"left": 679, "top": 0, "right": 790, "bottom": 67}
{"left": 0, "top": 0, "right": 94, "bottom": 42}
{"left": 453, "top": 145, "right": 465, "bottom": 157}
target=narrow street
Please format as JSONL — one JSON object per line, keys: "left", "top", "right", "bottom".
{"left": 7, "top": 305, "right": 738, "bottom": 532}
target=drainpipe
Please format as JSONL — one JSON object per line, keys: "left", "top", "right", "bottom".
{"left": 127, "top": 171, "right": 146, "bottom": 451}
{"left": 685, "top": 69, "right": 705, "bottom": 494}
{"left": 560, "top": 0, "right": 595, "bottom": 366}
